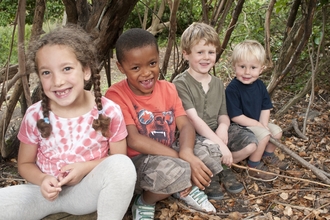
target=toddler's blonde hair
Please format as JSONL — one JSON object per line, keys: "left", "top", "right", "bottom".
{"left": 231, "top": 40, "right": 266, "bottom": 66}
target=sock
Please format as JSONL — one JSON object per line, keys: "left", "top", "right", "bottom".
{"left": 262, "top": 151, "right": 274, "bottom": 158}
{"left": 247, "top": 160, "right": 260, "bottom": 168}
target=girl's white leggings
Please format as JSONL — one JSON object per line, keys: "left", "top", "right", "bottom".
{"left": 0, "top": 154, "right": 136, "bottom": 220}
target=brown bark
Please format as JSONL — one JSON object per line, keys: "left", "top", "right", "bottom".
{"left": 284, "top": 0, "right": 301, "bottom": 41}
{"left": 76, "top": 0, "right": 90, "bottom": 28}
{"left": 215, "top": 0, "right": 234, "bottom": 33}
{"left": 160, "top": 0, "right": 180, "bottom": 79}
{"left": 264, "top": 0, "right": 275, "bottom": 69}
{"left": 268, "top": 0, "right": 317, "bottom": 95}
{"left": 29, "top": 0, "right": 46, "bottom": 42}
{"left": 62, "top": 0, "right": 78, "bottom": 24}
{"left": 0, "top": 65, "right": 18, "bottom": 84}
{"left": 0, "top": 79, "right": 23, "bottom": 158}
{"left": 18, "top": 0, "right": 32, "bottom": 107}
{"left": 218, "top": 0, "right": 245, "bottom": 58}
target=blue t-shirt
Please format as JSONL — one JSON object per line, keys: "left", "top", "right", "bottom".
{"left": 225, "top": 78, "right": 273, "bottom": 121}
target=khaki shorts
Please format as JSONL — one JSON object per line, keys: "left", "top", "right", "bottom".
{"left": 132, "top": 137, "right": 223, "bottom": 195}
{"left": 247, "top": 123, "right": 282, "bottom": 141}
{"left": 228, "top": 123, "right": 259, "bottom": 152}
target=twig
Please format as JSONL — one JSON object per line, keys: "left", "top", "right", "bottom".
{"left": 292, "top": 119, "right": 309, "bottom": 140}
{"left": 274, "top": 200, "right": 330, "bottom": 218}
{"left": 269, "top": 137, "right": 330, "bottom": 184}
{"left": 273, "top": 200, "right": 314, "bottom": 211}
{"left": 302, "top": 202, "right": 330, "bottom": 220}
{"left": 232, "top": 163, "right": 330, "bottom": 188}
{"left": 242, "top": 212, "right": 263, "bottom": 220}
{"left": 247, "top": 188, "right": 330, "bottom": 201}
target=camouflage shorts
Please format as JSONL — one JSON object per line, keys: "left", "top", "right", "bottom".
{"left": 227, "top": 123, "right": 259, "bottom": 152}
{"left": 131, "top": 154, "right": 192, "bottom": 195}
{"left": 132, "top": 137, "right": 224, "bottom": 195}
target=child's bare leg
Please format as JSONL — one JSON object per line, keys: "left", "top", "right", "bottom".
{"left": 265, "top": 131, "right": 282, "bottom": 153}
{"left": 232, "top": 143, "right": 257, "bottom": 163}
{"left": 142, "top": 191, "right": 170, "bottom": 204}
{"left": 248, "top": 134, "right": 270, "bottom": 162}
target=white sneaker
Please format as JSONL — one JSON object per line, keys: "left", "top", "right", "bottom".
{"left": 173, "top": 186, "right": 216, "bottom": 213}
{"left": 132, "top": 194, "right": 155, "bottom": 220}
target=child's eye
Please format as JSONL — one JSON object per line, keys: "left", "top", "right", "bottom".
{"left": 131, "top": 66, "right": 139, "bottom": 71}
{"left": 41, "top": 71, "right": 50, "bottom": 76}
{"left": 64, "top": 67, "right": 72, "bottom": 71}
{"left": 240, "top": 65, "right": 245, "bottom": 69}
{"left": 150, "top": 61, "right": 157, "bottom": 66}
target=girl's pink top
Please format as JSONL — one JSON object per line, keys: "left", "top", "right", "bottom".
{"left": 18, "top": 97, "right": 127, "bottom": 177}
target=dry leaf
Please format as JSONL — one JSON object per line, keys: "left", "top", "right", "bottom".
{"left": 284, "top": 206, "right": 293, "bottom": 216}
{"left": 228, "top": 212, "right": 243, "bottom": 220}
{"left": 280, "top": 192, "right": 289, "bottom": 200}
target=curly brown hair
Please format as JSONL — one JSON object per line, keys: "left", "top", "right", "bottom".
{"left": 27, "top": 24, "right": 110, "bottom": 138}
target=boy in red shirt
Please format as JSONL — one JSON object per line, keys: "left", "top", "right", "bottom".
{"left": 105, "top": 28, "right": 221, "bottom": 219}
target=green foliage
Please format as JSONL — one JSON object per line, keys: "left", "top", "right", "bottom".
{"left": 0, "top": 25, "right": 31, "bottom": 67}
{"left": 0, "top": 0, "right": 64, "bottom": 26}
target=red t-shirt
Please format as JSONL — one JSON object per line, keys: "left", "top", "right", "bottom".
{"left": 105, "top": 79, "right": 186, "bottom": 158}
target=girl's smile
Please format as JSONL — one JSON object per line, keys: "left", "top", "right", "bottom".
{"left": 36, "top": 45, "right": 93, "bottom": 117}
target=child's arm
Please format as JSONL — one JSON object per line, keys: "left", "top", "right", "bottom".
{"left": 176, "top": 115, "right": 213, "bottom": 190}
{"left": 109, "top": 138, "right": 127, "bottom": 155}
{"left": 18, "top": 142, "right": 62, "bottom": 201}
{"left": 215, "top": 114, "right": 230, "bottom": 144}
{"left": 185, "top": 108, "right": 233, "bottom": 166}
{"left": 126, "top": 125, "right": 179, "bottom": 158}
{"left": 259, "top": 109, "right": 271, "bottom": 129}
{"left": 231, "top": 114, "right": 264, "bottom": 128}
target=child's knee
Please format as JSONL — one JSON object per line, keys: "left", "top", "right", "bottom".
{"left": 140, "top": 157, "right": 191, "bottom": 194}
{"left": 247, "top": 142, "right": 258, "bottom": 154}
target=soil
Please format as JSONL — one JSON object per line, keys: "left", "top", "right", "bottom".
{"left": 1, "top": 49, "right": 330, "bottom": 219}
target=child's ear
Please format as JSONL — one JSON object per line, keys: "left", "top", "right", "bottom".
{"left": 116, "top": 61, "right": 126, "bottom": 75}
{"left": 84, "top": 67, "right": 92, "bottom": 81}
{"left": 182, "top": 50, "right": 189, "bottom": 61}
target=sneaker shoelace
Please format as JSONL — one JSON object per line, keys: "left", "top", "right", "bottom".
{"left": 189, "top": 186, "right": 208, "bottom": 205}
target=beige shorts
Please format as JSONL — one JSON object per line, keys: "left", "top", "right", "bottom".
{"left": 247, "top": 123, "right": 282, "bottom": 141}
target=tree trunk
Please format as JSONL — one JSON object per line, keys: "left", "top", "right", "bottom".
{"left": 267, "top": 0, "right": 317, "bottom": 95}
{"left": 160, "top": 0, "right": 180, "bottom": 79}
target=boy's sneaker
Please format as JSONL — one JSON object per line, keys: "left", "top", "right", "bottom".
{"left": 219, "top": 168, "right": 244, "bottom": 194}
{"left": 204, "top": 175, "right": 224, "bottom": 200}
{"left": 247, "top": 162, "right": 278, "bottom": 182}
{"left": 173, "top": 186, "right": 216, "bottom": 213}
{"left": 262, "top": 154, "right": 289, "bottom": 170}
{"left": 132, "top": 194, "right": 155, "bottom": 220}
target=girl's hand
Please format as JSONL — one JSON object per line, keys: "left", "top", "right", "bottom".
{"left": 40, "top": 175, "right": 62, "bottom": 201}
{"left": 58, "top": 162, "right": 89, "bottom": 186}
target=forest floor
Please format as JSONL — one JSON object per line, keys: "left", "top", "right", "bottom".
{"left": 0, "top": 49, "right": 330, "bottom": 219}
